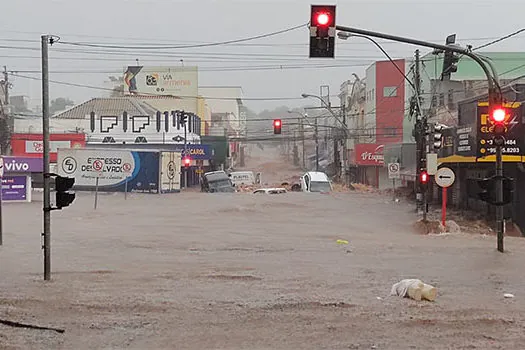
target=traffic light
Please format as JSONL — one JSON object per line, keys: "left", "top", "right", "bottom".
{"left": 180, "top": 111, "right": 188, "bottom": 127}
{"left": 420, "top": 170, "right": 429, "bottom": 185}
{"left": 490, "top": 106, "right": 507, "bottom": 135}
{"left": 474, "top": 176, "right": 514, "bottom": 206}
{"left": 441, "top": 34, "right": 459, "bottom": 81}
{"left": 183, "top": 156, "right": 191, "bottom": 167}
{"left": 309, "top": 5, "right": 336, "bottom": 58}
{"left": 273, "top": 119, "right": 282, "bottom": 134}
{"left": 432, "top": 124, "right": 444, "bottom": 150}
{"left": 55, "top": 175, "right": 76, "bottom": 209}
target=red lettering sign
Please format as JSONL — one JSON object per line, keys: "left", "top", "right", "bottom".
{"left": 354, "top": 144, "right": 385, "bottom": 166}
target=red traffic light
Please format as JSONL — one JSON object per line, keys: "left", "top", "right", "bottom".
{"left": 311, "top": 5, "right": 335, "bottom": 27}
{"left": 273, "top": 119, "right": 282, "bottom": 134}
{"left": 316, "top": 12, "right": 330, "bottom": 26}
{"left": 420, "top": 171, "right": 429, "bottom": 184}
{"left": 183, "top": 156, "right": 191, "bottom": 167}
{"left": 491, "top": 107, "right": 506, "bottom": 123}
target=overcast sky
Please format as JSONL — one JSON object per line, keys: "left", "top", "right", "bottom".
{"left": 2, "top": 0, "right": 524, "bottom": 112}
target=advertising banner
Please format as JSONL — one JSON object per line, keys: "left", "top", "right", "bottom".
{"left": 172, "top": 144, "right": 212, "bottom": 160}
{"left": 123, "top": 66, "right": 198, "bottom": 97}
{"left": 476, "top": 101, "right": 523, "bottom": 160}
{"left": 1, "top": 176, "right": 28, "bottom": 201}
{"left": 354, "top": 144, "right": 385, "bottom": 166}
{"left": 57, "top": 149, "right": 160, "bottom": 192}
{"left": 11, "top": 133, "right": 86, "bottom": 162}
{"left": 2, "top": 156, "right": 43, "bottom": 173}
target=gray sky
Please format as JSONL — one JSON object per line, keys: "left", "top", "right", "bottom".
{"left": 2, "top": 0, "right": 524, "bottom": 112}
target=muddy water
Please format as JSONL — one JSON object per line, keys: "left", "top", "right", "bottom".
{"left": 1, "top": 189, "right": 525, "bottom": 349}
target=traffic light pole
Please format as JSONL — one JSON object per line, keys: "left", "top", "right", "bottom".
{"left": 334, "top": 25, "right": 498, "bottom": 99}
{"left": 315, "top": 118, "right": 319, "bottom": 171}
{"left": 334, "top": 23, "right": 506, "bottom": 251}
{"left": 184, "top": 119, "right": 188, "bottom": 189}
{"left": 41, "top": 35, "right": 52, "bottom": 280}
{"left": 495, "top": 141, "right": 504, "bottom": 252}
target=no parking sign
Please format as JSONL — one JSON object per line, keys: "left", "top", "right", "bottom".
{"left": 388, "top": 163, "right": 400, "bottom": 179}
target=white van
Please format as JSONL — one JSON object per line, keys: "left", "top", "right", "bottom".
{"left": 229, "top": 171, "right": 261, "bottom": 187}
{"left": 300, "top": 171, "right": 332, "bottom": 193}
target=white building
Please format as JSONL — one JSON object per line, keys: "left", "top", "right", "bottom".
{"left": 199, "top": 86, "right": 245, "bottom": 135}
{"left": 15, "top": 97, "right": 202, "bottom": 145}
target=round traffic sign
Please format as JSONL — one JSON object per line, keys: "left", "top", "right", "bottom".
{"left": 388, "top": 163, "right": 399, "bottom": 173}
{"left": 93, "top": 160, "right": 104, "bottom": 172}
{"left": 435, "top": 167, "right": 455, "bottom": 188}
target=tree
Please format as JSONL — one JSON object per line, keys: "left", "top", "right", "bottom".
{"left": 50, "top": 97, "right": 75, "bottom": 115}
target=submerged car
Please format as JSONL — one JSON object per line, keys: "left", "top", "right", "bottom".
{"left": 201, "top": 171, "right": 236, "bottom": 193}
{"left": 300, "top": 171, "right": 332, "bottom": 193}
{"left": 253, "top": 187, "right": 287, "bottom": 194}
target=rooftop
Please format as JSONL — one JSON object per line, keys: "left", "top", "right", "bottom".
{"left": 53, "top": 97, "right": 159, "bottom": 119}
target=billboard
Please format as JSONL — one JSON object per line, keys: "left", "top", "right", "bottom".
{"left": 11, "top": 133, "right": 86, "bottom": 162}
{"left": 354, "top": 144, "right": 385, "bottom": 166}
{"left": 1, "top": 176, "right": 28, "bottom": 201}
{"left": 123, "top": 66, "right": 198, "bottom": 97}
{"left": 476, "top": 101, "right": 523, "bottom": 160}
{"left": 2, "top": 156, "right": 43, "bottom": 173}
{"left": 57, "top": 149, "right": 181, "bottom": 193}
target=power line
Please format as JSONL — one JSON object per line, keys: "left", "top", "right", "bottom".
{"left": 7, "top": 72, "right": 333, "bottom": 101}
{"left": 56, "top": 23, "right": 308, "bottom": 50}
{"left": 473, "top": 28, "right": 525, "bottom": 51}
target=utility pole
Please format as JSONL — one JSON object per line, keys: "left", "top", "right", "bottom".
{"left": 300, "top": 118, "right": 305, "bottom": 169}
{"left": 413, "top": 49, "right": 427, "bottom": 220}
{"left": 184, "top": 112, "right": 188, "bottom": 188}
{"left": 41, "top": 35, "right": 52, "bottom": 281}
{"left": 315, "top": 117, "right": 319, "bottom": 171}
{"left": 2, "top": 67, "right": 8, "bottom": 108}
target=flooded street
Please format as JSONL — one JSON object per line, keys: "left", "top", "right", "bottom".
{"left": 2, "top": 186, "right": 525, "bottom": 349}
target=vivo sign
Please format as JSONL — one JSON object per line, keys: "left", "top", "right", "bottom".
{"left": 1, "top": 157, "right": 43, "bottom": 173}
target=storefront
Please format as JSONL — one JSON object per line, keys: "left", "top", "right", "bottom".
{"left": 11, "top": 133, "right": 86, "bottom": 163}
{"left": 1, "top": 156, "right": 43, "bottom": 202}
{"left": 352, "top": 143, "right": 387, "bottom": 189}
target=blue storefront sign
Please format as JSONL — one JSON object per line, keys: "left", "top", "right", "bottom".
{"left": 174, "top": 144, "right": 212, "bottom": 160}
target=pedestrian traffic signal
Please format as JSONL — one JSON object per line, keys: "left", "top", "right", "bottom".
{"left": 183, "top": 156, "right": 191, "bottom": 167}
{"left": 490, "top": 106, "right": 507, "bottom": 135}
{"left": 273, "top": 119, "right": 282, "bottom": 134}
{"left": 309, "top": 5, "right": 336, "bottom": 58}
{"left": 420, "top": 170, "right": 429, "bottom": 185}
{"left": 55, "top": 175, "right": 76, "bottom": 209}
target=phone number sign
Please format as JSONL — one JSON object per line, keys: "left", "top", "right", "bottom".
{"left": 476, "top": 101, "right": 523, "bottom": 159}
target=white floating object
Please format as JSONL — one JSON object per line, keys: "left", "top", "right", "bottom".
{"left": 504, "top": 293, "right": 515, "bottom": 298}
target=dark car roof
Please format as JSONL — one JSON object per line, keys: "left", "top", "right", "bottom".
{"left": 204, "top": 171, "right": 229, "bottom": 182}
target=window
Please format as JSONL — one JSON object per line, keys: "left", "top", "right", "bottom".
{"left": 383, "top": 86, "right": 397, "bottom": 97}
